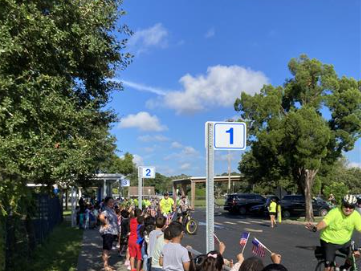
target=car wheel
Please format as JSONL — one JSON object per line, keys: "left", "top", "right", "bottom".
{"left": 319, "top": 209, "right": 328, "bottom": 217}
{"left": 283, "top": 210, "right": 290, "bottom": 219}
{"left": 239, "top": 207, "right": 247, "bottom": 215}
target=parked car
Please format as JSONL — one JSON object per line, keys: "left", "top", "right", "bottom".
{"left": 279, "top": 195, "right": 330, "bottom": 218}
{"left": 224, "top": 193, "right": 266, "bottom": 215}
{"left": 249, "top": 195, "right": 280, "bottom": 217}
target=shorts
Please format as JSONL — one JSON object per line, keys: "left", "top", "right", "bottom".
{"left": 102, "top": 234, "right": 117, "bottom": 250}
{"left": 269, "top": 212, "right": 276, "bottom": 216}
{"left": 129, "top": 241, "right": 142, "bottom": 260}
{"left": 320, "top": 239, "right": 350, "bottom": 267}
{"left": 120, "top": 235, "right": 128, "bottom": 246}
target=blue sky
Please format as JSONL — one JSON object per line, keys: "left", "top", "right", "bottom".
{"left": 109, "top": 0, "right": 361, "bottom": 176}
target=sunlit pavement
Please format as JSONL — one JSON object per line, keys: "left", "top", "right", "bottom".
{"left": 182, "top": 209, "right": 361, "bottom": 271}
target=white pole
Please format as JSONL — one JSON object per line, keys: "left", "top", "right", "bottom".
{"left": 206, "top": 122, "right": 215, "bottom": 252}
{"left": 228, "top": 150, "right": 231, "bottom": 192}
{"left": 103, "top": 179, "right": 107, "bottom": 198}
{"left": 138, "top": 167, "right": 142, "bottom": 209}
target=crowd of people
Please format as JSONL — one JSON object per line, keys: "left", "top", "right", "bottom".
{"left": 84, "top": 193, "right": 289, "bottom": 271}
{"left": 73, "top": 192, "right": 361, "bottom": 271}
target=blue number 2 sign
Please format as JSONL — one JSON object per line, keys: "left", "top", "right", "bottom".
{"left": 142, "top": 167, "right": 155, "bottom": 178}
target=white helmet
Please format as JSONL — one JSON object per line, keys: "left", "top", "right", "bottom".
{"left": 342, "top": 195, "right": 357, "bottom": 207}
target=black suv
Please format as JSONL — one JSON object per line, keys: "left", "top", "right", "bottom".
{"left": 249, "top": 195, "right": 280, "bottom": 217}
{"left": 279, "top": 195, "right": 330, "bottom": 218}
{"left": 224, "top": 193, "right": 266, "bottom": 215}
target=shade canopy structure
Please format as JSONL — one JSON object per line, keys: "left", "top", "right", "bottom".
{"left": 70, "top": 173, "right": 124, "bottom": 227}
{"left": 172, "top": 175, "right": 244, "bottom": 208}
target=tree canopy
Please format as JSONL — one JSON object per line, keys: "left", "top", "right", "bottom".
{"left": 0, "top": 0, "right": 132, "bottom": 214}
{"left": 235, "top": 55, "right": 361, "bottom": 221}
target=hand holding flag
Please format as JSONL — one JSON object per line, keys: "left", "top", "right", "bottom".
{"left": 251, "top": 238, "right": 272, "bottom": 258}
{"left": 213, "top": 233, "right": 220, "bottom": 244}
{"left": 239, "top": 232, "right": 250, "bottom": 253}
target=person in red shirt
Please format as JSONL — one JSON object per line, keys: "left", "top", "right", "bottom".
{"left": 128, "top": 208, "right": 142, "bottom": 271}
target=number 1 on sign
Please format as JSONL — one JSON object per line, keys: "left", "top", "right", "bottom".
{"left": 226, "top": 128, "right": 234, "bottom": 144}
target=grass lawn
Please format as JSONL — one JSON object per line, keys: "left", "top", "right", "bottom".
{"left": 24, "top": 222, "right": 83, "bottom": 271}
{"left": 194, "top": 198, "right": 224, "bottom": 208}
{"left": 63, "top": 210, "right": 71, "bottom": 216}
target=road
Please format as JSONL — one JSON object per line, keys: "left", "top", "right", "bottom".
{"left": 182, "top": 209, "right": 361, "bottom": 271}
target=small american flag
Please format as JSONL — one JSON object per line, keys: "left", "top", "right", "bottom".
{"left": 252, "top": 238, "right": 266, "bottom": 257}
{"left": 239, "top": 232, "right": 250, "bottom": 247}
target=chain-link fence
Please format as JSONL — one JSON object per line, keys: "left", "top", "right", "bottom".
{"left": 3, "top": 194, "right": 63, "bottom": 271}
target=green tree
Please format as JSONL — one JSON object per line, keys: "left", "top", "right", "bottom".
{"left": 0, "top": 1, "right": 131, "bottom": 268}
{"left": 99, "top": 152, "right": 136, "bottom": 176}
{"left": 235, "top": 55, "right": 361, "bottom": 221}
{"left": 0, "top": 0, "right": 131, "bottom": 205}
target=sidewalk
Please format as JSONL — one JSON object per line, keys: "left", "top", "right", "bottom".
{"left": 77, "top": 229, "right": 128, "bottom": 271}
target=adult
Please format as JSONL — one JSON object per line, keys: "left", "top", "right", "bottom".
{"left": 159, "top": 192, "right": 175, "bottom": 216}
{"left": 99, "top": 196, "right": 119, "bottom": 271}
{"left": 306, "top": 194, "right": 361, "bottom": 271}
{"left": 178, "top": 195, "right": 192, "bottom": 223}
{"left": 268, "top": 198, "right": 277, "bottom": 228}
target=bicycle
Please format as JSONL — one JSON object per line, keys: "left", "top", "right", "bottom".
{"left": 175, "top": 208, "right": 198, "bottom": 235}
{"left": 314, "top": 241, "right": 361, "bottom": 271}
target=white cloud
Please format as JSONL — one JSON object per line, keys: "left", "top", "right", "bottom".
{"left": 147, "top": 65, "right": 269, "bottom": 115}
{"left": 180, "top": 163, "right": 191, "bottom": 170}
{"left": 138, "top": 135, "right": 170, "bottom": 142}
{"left": 171, "top": 142, "right": 183, "bottom": 149}
{"left": 348, "top": 162, "right": 361, "bottom": 168}
{"left": 182, "top": 146, "right": 198, "bottom": 156}
{"left": 164, "top": 145, "right": 200, "bottom": 161}
{"left": 205, "top": 28, "right": 215, "bottom": 38}
{"left": 133, "top": 154, "right": 144, "bottom": 166}
{"left": 122, "top": 80, "right": 167, "bottom": 96}
{"left": 119, "top": 112, "right": 167, "bottom": 131}
{"left": 224, "top": 115, "right": 240, "bottom": 122}
{"left": 128, "top": 23, "right": 168, "bottom": 54}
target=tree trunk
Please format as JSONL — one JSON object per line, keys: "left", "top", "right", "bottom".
{"left": 302, "top": 169, "right": 318, "bottom": 222}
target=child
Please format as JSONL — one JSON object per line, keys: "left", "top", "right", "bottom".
{"left": 128, "top": 208, "right": 142, "bottom": 271}
{"left": 151, "top": 227, "right": 172, "bottom": 271}
{"left": 159, "top": 222, "right": 190, "bottom": 271}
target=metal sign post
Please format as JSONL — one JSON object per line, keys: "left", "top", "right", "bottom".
{"left": 205, "top": 121, "right": 246, "bottom": 252}
{"left": 205, "top": 122, "right": 215, "bottom": 252}
{"left": 138, "top": 167, "right": 143, "bottom": 209}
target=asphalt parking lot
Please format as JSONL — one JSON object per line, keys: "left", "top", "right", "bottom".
{"left": 182, "top": 209, "right": 361, "bottom": 271}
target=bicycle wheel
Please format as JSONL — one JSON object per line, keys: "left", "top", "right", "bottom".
{"left": 351, "top": 257, "right": 361, "bottom": 271}
{"left": 185, "top": 219, "right": 198, "bottom": 235}
{"left": 314, "top": 260, "right": 325, "bottom": 271}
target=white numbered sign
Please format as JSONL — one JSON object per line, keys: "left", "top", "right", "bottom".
{"left": 213, "top": 122, "right": 246, "bottom": 150}
{"left": 120, "top": 179, "right": 130, "bottom": 187}
{"left": 142, "top": 167, "right": 156, "bottom": 178}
